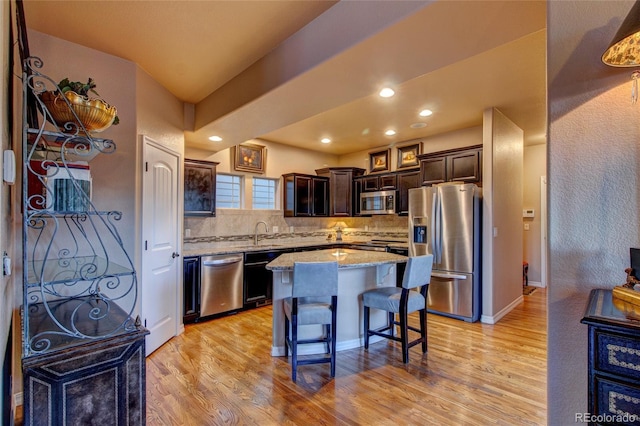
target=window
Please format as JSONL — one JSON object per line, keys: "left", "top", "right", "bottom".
{"left": 216, "top": 174, "right": 242, "bottom": 208}
{"left": 252, "top": 177, "right": 277, "bottom": 210}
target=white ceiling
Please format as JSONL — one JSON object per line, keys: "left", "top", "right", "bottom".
{"left": 22, "top": 0, "right": 547, "bottom": 155}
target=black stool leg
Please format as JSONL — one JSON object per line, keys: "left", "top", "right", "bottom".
{"left": 400, "top": 310, "right": 409, "bottom": 364}
{"left": 292, "top": 314, "right": 298, "bottom": 382}
{"left": 420, "top": 308, "right": 427, "bottom": 353}
{"left": 330, "top": 296, "right": 337, "bottom": 377}
{"left": 363, "top": 306, "right": 370, "bottom": 349}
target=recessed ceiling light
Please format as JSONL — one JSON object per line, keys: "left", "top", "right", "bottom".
{"left": 410, "top": 123, "right": 427, "bottom": 129}
{"left": 379, "top": 87, "right": 395, "bottom": 98}
{"left": 321, "top": 138, "right": 331, "bottom": 144}
{"left": 419, "top": 109, "right": 433, "bottom": 117}
{"left": 385, "top": 129, "right": 396, "bottom": 136}
{"left": 208, "top": 135, "right": 222, "bottom": 142}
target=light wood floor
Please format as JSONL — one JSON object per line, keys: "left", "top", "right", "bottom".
{"left": 146, "top": 288, "right": 547, "bottom": 425}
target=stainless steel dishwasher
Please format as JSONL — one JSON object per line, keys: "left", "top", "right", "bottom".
{"left": 200, "top": 254, "right": 244, "bottom": 317}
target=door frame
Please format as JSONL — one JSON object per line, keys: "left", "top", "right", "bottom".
{"left": 540, "top": 175, "right": 547, "bottom": 288}
{"left": 141, "top": 135, "right": 184, "bottom": 342}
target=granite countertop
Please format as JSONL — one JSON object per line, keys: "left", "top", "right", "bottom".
{"left": 182, "top": 240, "right": 408, "bottom": 258}
{"left": 265, "top": 248, "right": 407, "bottom": 271}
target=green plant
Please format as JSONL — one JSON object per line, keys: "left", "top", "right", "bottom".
{"left": 55, "top": 77, "right": 119, "bottom": 125}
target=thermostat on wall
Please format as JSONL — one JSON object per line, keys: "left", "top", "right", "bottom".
{"left": 523, "top": 209, "right": 535, "bottom": 218}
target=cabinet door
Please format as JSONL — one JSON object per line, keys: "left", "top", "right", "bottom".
{"left": 379, "top": 174, "right": 397, "bottom": 190}
{"left": 329, "top": 170, "right": 353, "bottom": 216}
{"left": 396, "top": 170, "right": 420, "bottom": 215}
{"left": 362, "top": 176, "right": 379, "bottom": 192}
{"left": 449, "top": 149, "right": 481, "bottom": 183}
{"left": 295, "top": 176, "right": 313, "bottom": 216}
{"left": 420, "top": 156, "right": 447, "bottom": 186}
{"left": 353, "top": 178, "right": 363, "bottom": 216}
{"left": 312, "top": 177, "right": 329, "bottom": 216}
{"left": 183, "top": 256, "right": 200, "bottom": 323}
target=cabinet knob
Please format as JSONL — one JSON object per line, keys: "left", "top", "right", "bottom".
{"left": 172, "top": 252, "right": 180, "bottom": 259}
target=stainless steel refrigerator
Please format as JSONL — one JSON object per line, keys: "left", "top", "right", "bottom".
{"left": 408, "top": 182, "right": 481, "bottom": 322}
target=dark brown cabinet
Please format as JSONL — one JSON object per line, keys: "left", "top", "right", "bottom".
{"left": 419, "top": 145, "right": 482, "bottom": 186}
{"left": 316, "top": 167, "right": 365, "bottom": 217}
{"left": 183, "top": 256, "right": 200, "bottom": 323}
{"left": 283, "top": 173, "right": 329, "bottom": 217}
{"left": 396, "top": 169, "right": 421, "bottom": 215}
{"left": 357, "top": 173, "right": 397, "bottom": 192}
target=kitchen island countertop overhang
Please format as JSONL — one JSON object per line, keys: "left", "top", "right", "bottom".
{"left": 266, "top": 249, "right": 408, "bottom": 357}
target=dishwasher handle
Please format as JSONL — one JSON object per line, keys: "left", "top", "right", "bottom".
{"left": 202, "top": 256, "right": 243, "bottom": 266}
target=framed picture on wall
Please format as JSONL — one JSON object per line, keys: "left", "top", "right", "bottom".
{"left": 369, "top": 149, "right": 390, "bottom": 173}
{"left": 396, "top": 143, "right": 421, "bottom": 169}
{"left": 234, "top": 143, "right": 266, "bottom": 173}
{"left": 184, "top": 159, "right": 217, "bottom": 216}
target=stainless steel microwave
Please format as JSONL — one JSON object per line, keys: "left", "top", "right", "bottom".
{"left": 360, "top": 190, "right": 396, "bottom": 215}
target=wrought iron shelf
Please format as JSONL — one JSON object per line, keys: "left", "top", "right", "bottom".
{"left": 26, "top": 255, "right": 134, "bottom": 288}
{"left": 21, "top": 56, "right": 139, "bottom": 356}
{"left": 26, "top": 128, "right": 115, "bottom": 163}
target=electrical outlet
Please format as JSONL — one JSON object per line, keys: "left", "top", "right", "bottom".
{"left": 272, "top": 226, "right": 279, "bottom": 233}
{"left": 524, "top": 223, "right": 530, "bottom": 231}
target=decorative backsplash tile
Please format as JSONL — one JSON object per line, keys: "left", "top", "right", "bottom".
{"left": 183, "top": 209, "right": 408, "bottom": 248}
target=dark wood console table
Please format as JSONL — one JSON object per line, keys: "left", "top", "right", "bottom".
{"left": 581, "top": 289, "right": 640, "bottom": 425}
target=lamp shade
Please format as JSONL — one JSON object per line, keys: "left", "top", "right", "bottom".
{"left": 603, "top": 1, "right": 640, "bottom": 66}
{"left": 333, "top": 221, "right": 348, "bottom": 230}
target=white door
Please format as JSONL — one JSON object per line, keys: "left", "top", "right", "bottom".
{"left": 142, "top": 136, "right": 181, "bottom": 355}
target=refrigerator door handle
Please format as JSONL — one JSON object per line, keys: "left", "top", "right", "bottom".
{"left": 434, "top": 189, "right": 442, "bottom": 264}
{"left": 432, "top": 272, "right": 468, "bottom": 280}
{"left": 430, "top": 192, "right": 437, "bottom": 258}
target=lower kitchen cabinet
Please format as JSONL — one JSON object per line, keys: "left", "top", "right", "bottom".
{"left": 581, "top": 289, "right": 640, "bottom": 425}
{"left": 183, "top": 256, "right": 200, "bottom": 323}
{"left": 244, "top": 249, "right": 293, "bottom": 308}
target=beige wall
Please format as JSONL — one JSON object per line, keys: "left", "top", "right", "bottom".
{"left": 523, "top": 144, "right": 546, "bottom": 284}
{"left": 338, "top": 125, "right": 483, "bottom": 172}
{"left": 1, "top": 0, "right": 15, "bottom": 415}
{"left": 482, "top": 108, "right": 523, "bottom": 323}
{"left": 548, "top": 0, "right": 640, "bottom": 421}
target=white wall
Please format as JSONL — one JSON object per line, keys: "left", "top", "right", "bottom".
{"left": 482, "top": 108, "right": 523, "bottom": 323}
{"left": 548, "top": 1, "right": 640, "bottom": 422}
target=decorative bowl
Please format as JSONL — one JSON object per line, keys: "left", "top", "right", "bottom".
{"left": 41, "top": 90, "right": 117, "bottom": 133}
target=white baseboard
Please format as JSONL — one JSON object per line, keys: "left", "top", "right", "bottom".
{"left": 480, "top": 295, "right": 524, "bottom": 324}
{"left": 526, "top": 280, "right": 544, "bottom": 288}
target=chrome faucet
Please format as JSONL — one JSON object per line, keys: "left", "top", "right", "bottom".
{"left": 254, "top": 221, "right": 269, "bottom": 245}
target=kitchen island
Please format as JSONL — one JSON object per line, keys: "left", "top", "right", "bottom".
{"left": 266, "top": 248, "right": 407, "bottom": 356}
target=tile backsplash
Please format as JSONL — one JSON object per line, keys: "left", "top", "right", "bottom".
{"left": 184, "top": 209, "right": 408, "bottom": 248}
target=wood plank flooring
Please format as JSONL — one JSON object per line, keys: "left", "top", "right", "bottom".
{"left": 146, "top": 288, "right": 546, "bottom": 425}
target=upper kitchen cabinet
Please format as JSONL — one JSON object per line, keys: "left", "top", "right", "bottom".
{"left": 356, "top": 173, "right": 397, "bottom": 192}
{"left": 396, "top": 169, "right": 421, "bottom": 215}
{"left": 315, "top": 167, "right": 365, "bottom": 216}
{"left": 419, "top": 145, "right": 482, "bottom": 186}
{"left": 184, "top": 159, "right": 218, "bottom": 216}
{"left": 283, "top": 173, "right": 329, "bottom": 217}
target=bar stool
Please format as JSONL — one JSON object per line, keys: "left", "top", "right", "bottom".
{"left": 362, "top": 254, "right": 434, "bottom": 363}
{"left": 283, "top": 261, "right": 339, "bottom": 382}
